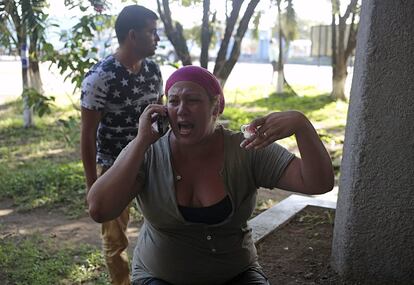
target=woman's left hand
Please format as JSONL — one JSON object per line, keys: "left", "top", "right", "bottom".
{"left": 240, "top": 111, "right": 307, "bottom": 149}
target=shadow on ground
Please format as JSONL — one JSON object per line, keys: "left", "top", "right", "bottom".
{"left": 246, "top": 92, "right": 334, "bottom": 115}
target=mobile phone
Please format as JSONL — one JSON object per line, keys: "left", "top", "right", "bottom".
{"left": 156, "top": 114, "right": 170, "bottom": 136}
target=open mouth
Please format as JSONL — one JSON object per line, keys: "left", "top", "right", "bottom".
{"left": 178, "top": 122, "right": 194, "bottom": 135}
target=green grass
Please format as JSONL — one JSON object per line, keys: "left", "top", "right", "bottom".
{"left": 0, "top": 161, "right": 86, "bottom": 217}
{"left": 0, "top": 97, "right": 84, "bottom": 217}
{"left": 222, "top": 86, "right": 347, "bottom": 175}
{"left": 0, "top": 86, "right": 347, "bottom": 218}
{"left": 0, "top": 85, "right": 348, "bottom": 284}
{"left": 222, "top": 85, "right": 346, "bottom": 131}
{"left": 0, "top": 234, "right": 110, "bottom": 285}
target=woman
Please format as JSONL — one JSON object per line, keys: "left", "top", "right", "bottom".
{"left": 87, "top": 66, "right": 334, "bottom": 285}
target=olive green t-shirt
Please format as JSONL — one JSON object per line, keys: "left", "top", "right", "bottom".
{"left": 131, "top": 128, "right": 295, "bottom": 285}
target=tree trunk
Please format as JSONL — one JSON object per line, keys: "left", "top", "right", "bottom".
{"left": 29, "top": 27, "right": 44, "bottom": 94}
{"left": 331, "top": 60, "right": 348, "bottom": 101}
{"left": 331, "top": 17, "right": 349, "bottom": 101}
{"left": 29, "top": 47, "right": 44, "bottom": 94}
{"left": 214, "top": 0, "right": 260, "bottom": 87}
{"left": 29, "top": 61, "right": 44, "bottom": 93}
{"left": 276, "top": 70, "right": 284, "bottom": 93}
{"left": 331, "top": 75, "right": 347, "bottom": 101}
{"left": 331, "top": 8, "right": 337, "bottom": 69}
{"left": 200, "top": 0, "right": 211, "bottom": 68}
{"left": 21, "top": 41, "right": 33, "bottom": 127}
{"left": 213, "top": 0, "right": 244, "bottom": 77}
{"left": 276, "top": 2, "right": 284, "bottom": 93}
{"left": 157, "top": 0, "right": 192, "bottom": 65}
{"left": 330, "top": 0, "right": 359, "bottom": 101}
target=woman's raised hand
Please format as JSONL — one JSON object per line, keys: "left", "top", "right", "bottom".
{"left": 137, "top": 104, "right": 168, "bottom": 147}
{"left": 240, "top": 111, "right": 308, "bottom": 149}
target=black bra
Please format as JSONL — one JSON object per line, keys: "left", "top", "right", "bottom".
{"left": 178, "top": 196, "right": 232, "bottom": 225}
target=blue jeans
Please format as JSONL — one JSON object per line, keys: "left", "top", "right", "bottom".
{"left": 133, "top": 267, "right": 270, "bottom": 285}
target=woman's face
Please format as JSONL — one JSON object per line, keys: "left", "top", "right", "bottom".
{"left": 167, "top": 81, "right": 217, "bottom": 144}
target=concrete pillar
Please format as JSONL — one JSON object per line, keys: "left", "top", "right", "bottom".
{"left": 331, "top": 0, "right": 414, "bottom": 283}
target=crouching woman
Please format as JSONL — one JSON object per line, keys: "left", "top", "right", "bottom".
{"left": 87, "top": 65, "right": 334, "bottom": 285}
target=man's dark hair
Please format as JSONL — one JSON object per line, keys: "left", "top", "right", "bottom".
{"left": 115, "top": 5, "right": 158, "bottom": 44}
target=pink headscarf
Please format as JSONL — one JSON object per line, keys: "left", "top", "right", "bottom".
{"left": 165, "top": 65, "right": 225, "bottom": 114}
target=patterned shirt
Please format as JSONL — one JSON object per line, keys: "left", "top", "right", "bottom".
{"left": 81, "top": 55, "right": 163, "bottom": 166}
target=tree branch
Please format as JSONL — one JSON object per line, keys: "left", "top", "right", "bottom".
{"left": 213, "top": 0, "right": 244, "bottom": 75}
{"left": 157, "top": 0, "right": 191, "bottom": 65}
{"left": 344, "top": 10, "right": 358, "bottom": 60}
{"left": 200, "top": 0, "right": 211, "bottom": 68}
{"left": 341, "top": 0, "right": 358, "bottom": 22}
{"left": 215, "top": 0, "right": 260, "bottom": 83}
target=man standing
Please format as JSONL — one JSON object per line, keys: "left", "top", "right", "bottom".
{"left": 80, "top": 5, "right": 162, "bottom": 285}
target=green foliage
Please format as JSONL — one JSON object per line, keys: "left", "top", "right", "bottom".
{"left": 221, "top": 85, "right": 347, "bottom": 177}
{"left": 0, "top": 84, "right": 347, "bottom": 220}
{"left": 0, "top": 99, "right": 84, "bottom": 217}
{"left": 221, "top": 87, "right": 342, "bottom": 131}
{"left": 0, "top": 234, "right": 109, "bottom": 284}
{"left": 0, "top": 0, "right": 49, "bottom": 51}
{"left": 184, "top": 26, "right": 201, "bottom": 44}
{"left": 271, "top": 0, "right": 298, "bottom": 42}
{"left": 57, "top": 116, "right": 81, "bottom": 147}
{"left": 178, "top": 0, "right": 202, "bottom": 7}
{"left": 130, "top": 203, "right": 143, "bottom": 221}
{"left": 0, "top": 161, "right": 86, "bottom": 218}
{"left": 184, "top": 24, "right": 218, "bottom": 49}
{"left": 44, "top": 12, "right": 115, "bottom": 92}
{"left": 22, "top": 87, "right": 55, "bottom": 117}
{"left": 252, "top": 198, "right": 277, "bottom": 218}
{"left": 246, "top": 93, "right": 333, "bottom": 116}
{"left": 0, "top": 99, "right": 24, "bottom": 126}
{"left": 216, "top": 85, "right": 346, "bottom": 145}
{"left": 0, "top": 82, "right": 347, "bottom": 284}
{"left": 282, "top": 0, "right": 298, "bottom": 41}
{"left": 64, "top": 0, "right": 110, "bottom": 13}
{"left": 252, "top": 11, "right": 262, "bottom": 40}
{"left": 223, "top": 107, "right": 261, "bottom": 130}
{"left": 297, "top": 207, "right": 335, "bottom": 230}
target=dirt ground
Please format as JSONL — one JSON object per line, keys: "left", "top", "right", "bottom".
{"left": 1, "top": 189, "right": 355, "bottom": 284}
{"left": 257, "top": 206, "right": 358, "bottom": 285}
{"left": 0, "top": 188, "right": 293, "bottom": 256}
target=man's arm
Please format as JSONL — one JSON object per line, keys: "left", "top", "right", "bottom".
{"left": 80, "top": 107, "right": 102, "bottom": 191}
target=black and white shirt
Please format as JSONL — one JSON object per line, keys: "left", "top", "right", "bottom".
{"left": 81, "top": 55, "right": 163, "bottom": 166}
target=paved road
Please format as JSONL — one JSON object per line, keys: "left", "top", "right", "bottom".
{"left": 0, "top": 59, "right": 353, "bottom": 103}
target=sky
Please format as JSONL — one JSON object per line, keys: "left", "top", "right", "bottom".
{"left": 292, "top": 0, "right": 332, "bottom": 23}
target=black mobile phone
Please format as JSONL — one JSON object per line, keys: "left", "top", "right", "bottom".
{"left": 157, "top": 114, "right": 170, "bottom": 136}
